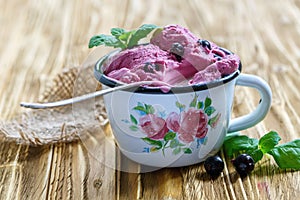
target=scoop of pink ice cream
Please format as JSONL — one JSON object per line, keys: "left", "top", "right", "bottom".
{"left": 150, "top": 24, "right": 240, "bottom": 84}
{"left": 150, "top": 24, "right": 213, "bottom": 72}
{"left": 103, "top": 24, "right": 240, "bottom": 86}
{"left": 189, "top": 65, "right": 222, "bottom": 85}
{"left": 103, "top": 44, "right": 193, "bottom": 84}
{"left": 189, "top": 51, "right": 240, "bottom": 84}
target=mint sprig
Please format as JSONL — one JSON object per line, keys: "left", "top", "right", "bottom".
{"left": 88, "top": 24, "right": 159, "bottom": 50}
{"left": 268, "top": 140, "right": 300, "bottom": 169}
{"left": 223, "top": 131, "right": 300, "bottom": 170}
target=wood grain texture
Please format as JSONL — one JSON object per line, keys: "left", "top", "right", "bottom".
{"left": 1, "top": 0, "right": 300, "bottom": 199}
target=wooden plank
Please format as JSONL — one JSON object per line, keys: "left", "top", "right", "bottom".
{"left": 1, "top": 0, "right": 300, "bottom": 199}
{"left": 0, "top": 143, "right": 52, "bottom": 199}
{"left": 141, "top": 168, "right": 184, "bottom": 200}
{"left": 45, "top": 126, "right": 117, "bottom": 199}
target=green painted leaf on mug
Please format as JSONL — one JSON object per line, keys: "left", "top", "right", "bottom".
{"left": 173, "top": 147, "right": 181, "bottom": 155}
{"left": 197, "top": 101, "right": 204, "bottom": 109}
{"left": 189, "top": 95, "right": 198, "bottom": 108}
{"left": 129, "top": 125, "right": 139, "bottom": 131}
{"left": 133, "top": 105, "right": 147, "bottom": 114}
{"left": 142, "top": 137, "right": 163, "bottom": 148}
{"left": 170, "top": 139, "right": 180, "bottom": 148}
{"left": 205, "top": 106, "right": 216, "bottom": 116}
{"left": 145, "top": 104, "right": 155, "bottom": 114}
{"left": 150, "top": 146, "right": 161, "bottom": 152}
{"left": 183, "top": 148, "right": 192, "bottom": 154}
{"left": 176, "top": 101, "right": 186, "bottom": 110}
{"left": 170, "top": 138, "right": 185, "bottom": 149}
{"left": 130, "top": 114, "right": 138, "bottom": 125}
{"left": 164, "top": 131, "right": 176, "bottom": 141}
{"left": 208, "top": 113, "right": 221, "bottom": 127}
{"left": 204, "top": 97, "right": 212, "bottom": 109}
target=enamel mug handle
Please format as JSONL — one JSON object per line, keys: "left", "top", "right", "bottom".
{"left": 228, "top": 74, "right": 272, "bottom": 133}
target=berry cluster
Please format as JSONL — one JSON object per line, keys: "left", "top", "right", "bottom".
{"left": 204, "top": 154, "right": 255, "bottom": 178}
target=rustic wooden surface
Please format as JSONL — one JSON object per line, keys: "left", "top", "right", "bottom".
{"left": 1, "top": 0, "right": 300, "bottom": 199}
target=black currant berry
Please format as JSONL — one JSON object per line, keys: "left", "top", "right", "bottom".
{"left": 232, "top": 154, "right": 255, "bottom": 178}
{"left": 170, "top": 42, "right": 184, "bottom": 57}
{"left": 204, "top": 155, "right": 224, "bottom": 178}
{"left": 198, "top": 39, "right": 212, "bottom": 50}
{"left": 219, "top": 47, "right": 233, "bottom": 55}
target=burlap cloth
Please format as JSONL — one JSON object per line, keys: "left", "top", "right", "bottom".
{"left": 0, "top": 64, "right": 108, "bottom": 145}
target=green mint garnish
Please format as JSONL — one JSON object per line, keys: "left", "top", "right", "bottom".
{"left": 223, "top": 131, "right": 300, "bottom": 170}
{"left": 258, "top": 130, "right": 281, "bottom": 154}
{"left": 268, "top": 140, "right": 300, "bottom": 169}
{"left": 89, "top": 24, "right": 159, "bottom": 50}
{"left": 223, "top": 135, "right": 259, "bottom": 159}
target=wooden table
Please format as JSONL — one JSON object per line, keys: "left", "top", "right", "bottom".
{"left": 1, "top": 0, "right": 300, "bottom": 199}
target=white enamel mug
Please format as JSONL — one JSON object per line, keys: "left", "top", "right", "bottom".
{"left": 94, "top": 51, "right": 272, "bottom": 168}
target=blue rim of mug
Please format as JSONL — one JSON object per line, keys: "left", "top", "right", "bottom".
{"left": 94, "top": 49, "right": 242, "bottom": 94}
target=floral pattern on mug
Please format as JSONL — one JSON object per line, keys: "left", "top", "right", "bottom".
{"left": 125, "top": 94, "right": 221, "bottom": 156}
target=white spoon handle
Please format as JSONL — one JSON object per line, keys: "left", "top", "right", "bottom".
{"left": 20, "top": 81, "right": 162, "bottom": 109}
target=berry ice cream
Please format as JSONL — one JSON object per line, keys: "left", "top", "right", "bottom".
{"left": 101, "top": 24, "right": 240, "bottom": 86}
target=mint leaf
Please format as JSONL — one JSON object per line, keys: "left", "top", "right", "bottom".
{"left": 223, "top": 135, "right": 258, "bottom": 157}
{"left": 89, "top": 24, "right": 158, "bottom": 49}
{"left": 111, "top": 28, "right": 125, "bottom": 37}
{"left": 259, "top": 131, "right": 281, "bottom": 154}
{"left": 88, "top": 34, "right": 126, "bottom": 49}
{"left": 127, "top": 24, "right": 158, "bottom": 48}
{"left": 223, "top": 131, "right": 300, "bottom": 169}
{"left": 249, "top": 149, "right": 264, "bottom": 163}
{"left": 119, "top": 31, "right": 133, "bottom": 42}
{"left": 224, "top": 132, "right": 240, "bottom": 142}
{"left": 268, "top": 139, "right": 300, "bottom": 169}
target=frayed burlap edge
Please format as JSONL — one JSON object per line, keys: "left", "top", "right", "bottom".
{"left": 0, "top": 65, "right": 108, "bottom": 146}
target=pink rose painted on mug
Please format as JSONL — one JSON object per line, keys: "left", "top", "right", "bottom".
{"left": 125, "top": 94, "right": 221, "bottom": 156}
